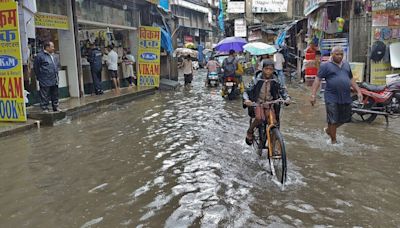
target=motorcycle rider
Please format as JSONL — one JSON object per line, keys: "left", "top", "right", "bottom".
{"left": 205, "top": 56, "right": 220, "bottom": 85}
{"left": 243, "top": 59, "right": 290, "bottom": 145}
{"left": 222, "top": 49, "right": 244, "bottom": 96}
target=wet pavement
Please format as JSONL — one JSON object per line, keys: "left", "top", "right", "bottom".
{"left": 1, "top": 69, "right": 400, "bottom": 227}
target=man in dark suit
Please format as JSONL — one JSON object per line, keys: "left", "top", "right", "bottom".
{"left": 34, "top": 41, "right": 61, "bottom": 112}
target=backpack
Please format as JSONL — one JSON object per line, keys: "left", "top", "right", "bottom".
{"left": 224, "top": 57, "right": 236, "bottom": 76}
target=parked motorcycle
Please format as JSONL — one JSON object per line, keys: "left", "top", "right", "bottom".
{"left": 352, "top": 77, "right": 400, "bottom": 124}
{"left": 206, "top": 72, "right": 219, "bottom": 87}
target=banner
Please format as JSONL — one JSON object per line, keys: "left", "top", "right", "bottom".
{"left": 234, "top": 18, "right": 247, "bottom": 37}
{"left": 227, "top": 1, "right": 245, "bottom": 13}
{"left": 35, "top": 12, "right": 69, "bottom": 30}
{"left": 0, "top": 1, "right": 27, "bottom": 122}
{"left": 252, "top": 0, "right": 288, "bottom": 13}
{"left": 138, "top": 26, "right": 161, "bottom": 87}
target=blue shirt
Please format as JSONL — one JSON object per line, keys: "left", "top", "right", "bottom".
{"left": 318, "top": 61, "right": 353, "bottom": 104}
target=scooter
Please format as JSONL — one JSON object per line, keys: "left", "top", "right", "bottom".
{"left": 207, "top": 72, "right": 219, "bottom": 87}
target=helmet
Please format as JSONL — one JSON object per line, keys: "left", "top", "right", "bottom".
{"left": 262, "top": 59, "right": 275, "bottom": 68}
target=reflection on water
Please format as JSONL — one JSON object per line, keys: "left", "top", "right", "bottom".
{"left": 1, "top": 70, "right": 400, "bottom": 227}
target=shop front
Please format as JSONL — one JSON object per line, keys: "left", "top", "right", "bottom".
{"left": 370, "top": 0, "right": 400, "bottom": 85}
{"left": 303, "top": 0, "right": 352, "bottom": 84}
{"left": 30, "top": 0, "right": 79, "bottom": 103}
{"left": 75, "top": 0, "right": 139, "bottom": 94}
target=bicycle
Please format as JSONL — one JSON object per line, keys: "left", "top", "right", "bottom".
{"left": 249, "top": 99, "right": 288, "bottom": 184}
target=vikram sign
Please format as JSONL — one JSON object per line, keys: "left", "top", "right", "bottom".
{"left": 252, "top": 0, "right": 288, "bottom": 13}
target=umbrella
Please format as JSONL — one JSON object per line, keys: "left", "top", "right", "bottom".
{"left": 215, "top": 37, "right": 247, "bottom": 52}
{"left": 173, "top": 48, "right": 198, "bottom": 58}
{"left": 185, "top": 42, "right": 196, "bottom": 49}
{"left": 243, "top": 42, "right": 277, "bottom": 56}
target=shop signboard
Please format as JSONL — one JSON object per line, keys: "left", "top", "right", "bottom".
{"left": 184, "top": 35, "right": 193, "bottom": 43}
{"left": 35, "top": 12, "right": 69, "bottom": 30}
{"left": 0, "top": 1, "right": 27, "bottom": 122}
{"left": 252, "top": 0, "right": 288, "bottom": 13}
{"left": 138, "top": 26, "right": 161, "bottom": 87}
{"left": 234, "top": 18, "right": 247, "bottom": 37}
{"left": 227, "top": 1, "right": 245, "bottom": 14}
{"left": 146, "top": 0, "right": 160, "bottom": 5}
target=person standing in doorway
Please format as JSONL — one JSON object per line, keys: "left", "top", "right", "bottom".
{"left": 33, "top": 41, "right": 60, "bottom": 112}
{"left": 88, "top": 43, "right": 104, "bottom": 95}
{"left": 107, "top": 45, "right": 120, "bottom": 94}
{"left": 182, "top": 55, "right": 193, "bottom": 86}
{"left": 122, "top": 49, "right": 136, "bottom": 87}
{"left": 274, "top": 49, "right": 286, "bottom": 88}
{"left": 310, "top": 46, "right": 363, "bottom": 144}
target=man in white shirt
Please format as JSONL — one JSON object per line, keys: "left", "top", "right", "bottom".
{"left": 274, "top": 50, "right": 286, "bottom": 88}
{"left": 107, "top": 45, "right": 120, "bottom": 94}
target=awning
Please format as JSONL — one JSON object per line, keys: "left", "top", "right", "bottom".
{"left": 304, "top": 0, "right": 347, "bottom": 16}
{"left": 78, "top": 19, "right": 137, "bottom": 30}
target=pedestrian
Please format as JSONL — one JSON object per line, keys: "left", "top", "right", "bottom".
{"left": 106, "top": 45, "right": 120, "bottom": 94}
{"left": 256, "top": 55, "right": 268, "bottom": 72}
{"left": 274, "top": 49, "right": 286, "bottom": 88}
{"left": 88, "top": 43, "right": 104, "bottom": 95}
{"left": 122, "top": 49, "right": 136, "bottom": 87}
{"left": 33, "top": 41, "right": 61, "bottom": 112}
{"left": 182, "top": 55, "right": 193, "bottom": 86}
{"left": 310, "top": 46, "right": 363, "bottom": 144}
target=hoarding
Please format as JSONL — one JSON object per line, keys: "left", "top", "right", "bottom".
{"left": 138, "top": 26, "right": 161, "bottom": 87}
{"left": 0, "top": 1, "right": 27, "bottom": 122}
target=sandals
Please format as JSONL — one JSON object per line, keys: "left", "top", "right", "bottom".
{"left": 245, "top": 131, "right": 254, "bottom": 145}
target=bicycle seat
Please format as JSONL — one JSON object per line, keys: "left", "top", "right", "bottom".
{"left": 360, "top": 82, "right": 386, "bottom": 92}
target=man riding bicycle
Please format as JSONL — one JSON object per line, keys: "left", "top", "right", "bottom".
{"left": 243, "top": 59, "right": 290, "bottom": 145}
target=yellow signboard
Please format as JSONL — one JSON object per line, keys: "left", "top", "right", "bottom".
{"left": 0, "top": 1, "right": 27, "bottom": 122}
{"left": 138, "top": 26, "right": 161, "bottom": 87}
{"left": 35, "top": 12, "right": 69, "bottom": 30}
{"left": 371, "top": 63, "right": 400, "bottom": 85}
{"left": 146, "top": 0, "right": 160, "bottom": 4}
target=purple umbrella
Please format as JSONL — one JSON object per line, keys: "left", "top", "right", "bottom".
{"left": 215, "top": 37, "right": 248, "bottom": 52}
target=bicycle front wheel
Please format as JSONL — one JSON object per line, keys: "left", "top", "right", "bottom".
{"left": 268, "top": 127, "right": 287, "bottom": 184}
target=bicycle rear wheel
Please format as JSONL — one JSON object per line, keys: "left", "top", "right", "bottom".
{"left": 268, "top": 127, "right": 287, "bottom": 184}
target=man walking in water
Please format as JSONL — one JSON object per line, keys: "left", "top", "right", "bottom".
{"left": 310, "top": 46, "right": 363, "bottom": 144}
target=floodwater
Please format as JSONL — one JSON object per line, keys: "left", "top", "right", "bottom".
{"left": 1, "top": 70, "right": 400, "bottom": 227}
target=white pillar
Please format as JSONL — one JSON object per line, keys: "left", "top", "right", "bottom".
{"left": 58, "top": 0, "right": 79, "bottom": 97}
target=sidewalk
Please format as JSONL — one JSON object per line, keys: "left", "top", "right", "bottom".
{"left": 0, "top": 86, "right": 156, "bottom": 137}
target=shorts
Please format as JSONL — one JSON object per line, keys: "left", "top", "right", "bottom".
{"left": 109, "top": 70, "right": 118, "bottom": 79}
{"left": 184, "top": 73, "right": 193, "bottom": 84}
{"left": 326, "top": 103, "right": 352, "bottom": 124}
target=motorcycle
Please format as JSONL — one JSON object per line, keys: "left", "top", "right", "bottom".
{"left": 352, "top": 76, "right": 400, "bottom": 124}
{"left": 206, "top": 72, "right": 219, "bottom": 87}
{"left": 222, "top": 76, "right": 240, "bottom": 100}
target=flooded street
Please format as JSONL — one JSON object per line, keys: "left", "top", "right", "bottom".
{"left": 1, "top": 69, "right": 400, "bottom": 227}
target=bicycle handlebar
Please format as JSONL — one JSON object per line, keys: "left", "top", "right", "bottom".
{"left": 250, "top": 99, "right": 290, "bottom": 107}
